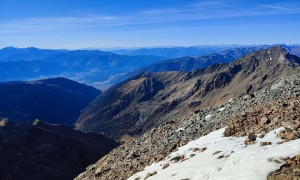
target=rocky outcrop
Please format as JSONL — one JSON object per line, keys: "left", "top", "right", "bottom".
{"left": 223, "top": 96, "right": 300, "bottom": 138}
{"left": 268, "top": 155, "right": 300, "bottom": 180}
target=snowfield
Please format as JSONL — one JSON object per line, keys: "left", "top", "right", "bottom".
{"left": 129, "top": 127, "right": 300, "bottom": 180}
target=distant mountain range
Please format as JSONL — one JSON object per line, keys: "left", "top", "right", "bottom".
{"left": 112, "top": 44, "right": 300, "bottom": 58}
{"left": 0, "top": 119, "right": 118, "bottom": 180}
{"left": 0, "top": 77, "right": 100, "bottom": 125}
{"left": 112, "top": 46, "right": 232, "bottom": 58}
{"left": 113, "top": 47, "right": 266, "bottom": 83}
{"left": 1, "top": 45, "right": 299, "bottom": 90}
{"left": 0, "top": 47, "right": 166, "bottom": 89}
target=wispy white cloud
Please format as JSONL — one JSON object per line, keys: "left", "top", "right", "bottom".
{"left": 1, "top": 0, "right": 300, "bottom": 34}
{"left": 257, "top": 0, "right": 300, "bottom": 10}
{"left": 258, "top": 4, "right": 291, "bottom": 10}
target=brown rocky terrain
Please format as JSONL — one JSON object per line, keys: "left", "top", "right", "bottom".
{"left": 75, "top": 47, "right": 300, "bottom": 179}
{"left": 223, "top": 95, "right": 300, "bottom": 138}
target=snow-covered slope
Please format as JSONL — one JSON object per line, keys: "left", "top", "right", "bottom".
{"left": 129, "top": 127, "right": 300, "bottom": 180}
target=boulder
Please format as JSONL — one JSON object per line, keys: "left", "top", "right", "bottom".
{"left": 260, "top": 142, "right": 272, "bottom": 146}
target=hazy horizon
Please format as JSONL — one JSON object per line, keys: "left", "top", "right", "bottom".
{"left": 1, "top": 0, "right": 300, "bottom": 49}
{"left": 1, "top": 43, "right": 300, "bottom": 51}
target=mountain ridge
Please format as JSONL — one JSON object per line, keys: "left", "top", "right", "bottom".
{"left": 111, "top": 46, "right": 268, "bottom": 83}
{"left": 0, "top": 77, "right": 100, "bottom": 125}
{"left": 76, "top": 46, "right": 299, "bottom": 139}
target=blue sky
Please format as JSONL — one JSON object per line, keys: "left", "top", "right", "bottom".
{"left": 0, "top": 0, "right": 300, "bottom": 49}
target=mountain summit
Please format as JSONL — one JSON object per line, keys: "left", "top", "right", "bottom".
{"left": 237, "top": 46, "right": 300, "bottom": 64}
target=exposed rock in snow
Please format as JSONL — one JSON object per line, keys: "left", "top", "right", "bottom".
{"left": 129, "top": 127, "right": 300, "bottom": 180}
{"left": 268, "top": 154, "right": 300, "bottom": 179}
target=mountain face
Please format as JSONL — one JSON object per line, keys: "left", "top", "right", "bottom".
{"left": 0, "top": 119, "right": 119, "bottom": 180}
{"left": 0, "top": 47, "right": 166, "bottom": 89}
{"left": 75, "top": 47, "right": 300, "bottom": 180}
{"left": 76, "top": 71, "right": 183, "bottom": 138}
{"left": 0, "top": 77, "right": 100, "bottom": 125}
{"left": 76, "top": 46, "right": 300, "bottom": 139}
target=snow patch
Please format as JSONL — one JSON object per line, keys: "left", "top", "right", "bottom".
{"left": 176, "top": 127, "right": 185, "bottom": 132}
{"left": 271, "top": 80, "right": 285, "bottom": 90}
{"left": 129, "top": 127, "right": 300, "bottom": 180}
{"left": 218, "top": 107, "right": 225, "bottom": 112}
{"left": 204, "top": 114, "right": 213, "bottom": 121}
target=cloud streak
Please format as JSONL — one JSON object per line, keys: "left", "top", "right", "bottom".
{"left": 1, "top": 0, "right": 300, "bottom": 34}
{"left": 258, "top": 4, "right": 291, "bottom": 10}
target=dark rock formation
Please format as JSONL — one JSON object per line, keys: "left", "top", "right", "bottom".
{"left": 0, "top": 119, "right": 119, "bottom": 180}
